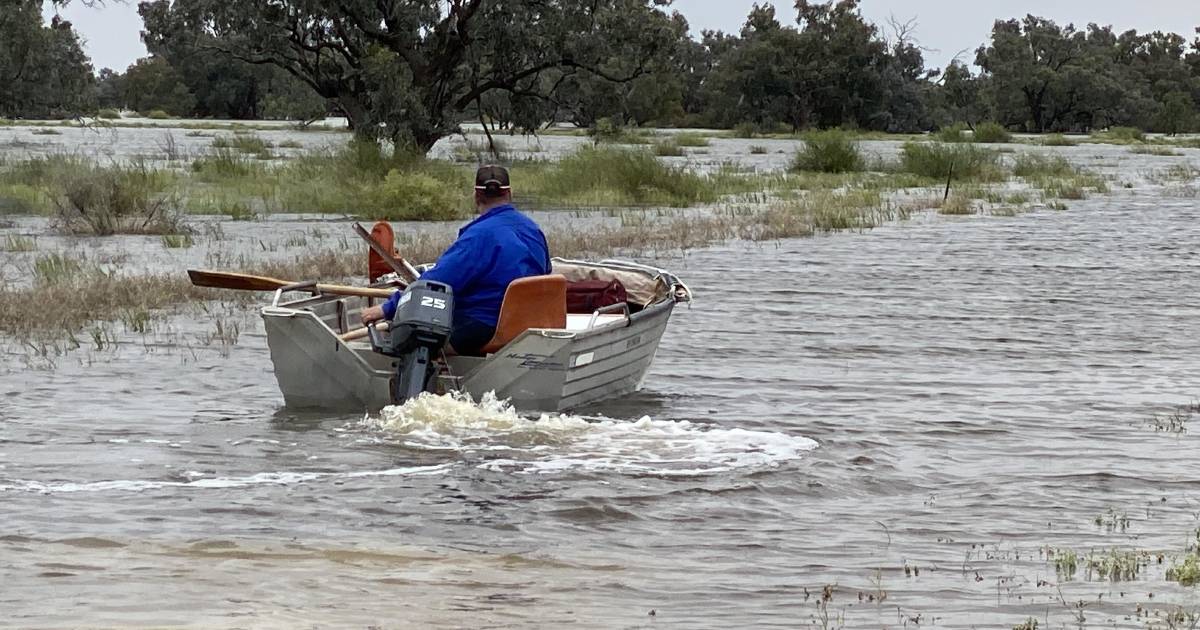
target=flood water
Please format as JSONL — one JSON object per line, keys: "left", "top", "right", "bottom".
{"left": 3, "top": 127, "right": 1200, "bottom": 628}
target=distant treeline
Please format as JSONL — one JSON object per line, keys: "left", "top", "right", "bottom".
{"left": 4, "top": 1, "right": 1199, "bottom": 146}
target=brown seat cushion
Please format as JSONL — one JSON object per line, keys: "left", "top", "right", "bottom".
{"left": 480, "top": 275, "right": 568, "bottom": 355}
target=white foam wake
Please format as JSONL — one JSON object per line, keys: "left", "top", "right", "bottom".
{"left": 0, "top": 464, "right": 450, "bottom": 494}
{"left": 366, "top": 393, "right": 818, "bottom": 476}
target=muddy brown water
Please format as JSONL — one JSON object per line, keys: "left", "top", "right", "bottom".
{"left": 2, "top": 131, "right": 1200, "bottom": 628}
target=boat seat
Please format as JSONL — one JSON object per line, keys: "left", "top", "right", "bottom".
{"left": 479, "top": 274, "right": 567, "bottom": 355}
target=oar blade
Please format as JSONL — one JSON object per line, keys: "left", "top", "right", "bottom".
{"left": 188, "top": 269, "right": 287, "bottom": 292}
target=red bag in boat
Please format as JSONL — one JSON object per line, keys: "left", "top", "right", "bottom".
{"left": 566, "top": 279, "right": 627, "bottom": 313}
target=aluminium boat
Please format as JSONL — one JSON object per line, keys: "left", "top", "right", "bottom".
{"left": 260, "top": 258, "right": 692, "bottom": 412}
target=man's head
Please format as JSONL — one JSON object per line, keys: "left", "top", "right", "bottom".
{"left": 474, "top": 165, "right": 511, "bottom": 211}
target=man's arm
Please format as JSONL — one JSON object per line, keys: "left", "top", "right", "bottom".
{"left": 362, "top": 234, "right": 487, "bottom": 324}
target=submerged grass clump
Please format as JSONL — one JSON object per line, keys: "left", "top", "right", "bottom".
{"left": 1041, "top": 134, "right": 1077, "bottom": 147}
{"left": 672, "top": 132, "right": 710, "bottom": 147}
{"left": 0, "top": 156, "right": 186, "bottom": 234}
{"left": 51, "top": 160, "right": 184, "bottom": 235}
{"left": 161, "top": 233, "right": 194, "bottom": 248}
{"left": 1130, "top": 145, "right": 1182, "bottom": 157}
{"left": 939, "top": 195, "right": 974, "bottom": 215}
{"left": 520, "top": 147, "right": 716, "bottom": 208}
{"left": 792, "top": 130, "right": 864, "bottom": 174}
{"left": 1012, "top": 153, "right": 1108, "bottom": 199}
{"left": 2, "top": 234, "right": 36, "bottom": 252}
{"left": 653, "top": 140, "right": 686, "bottom": 157}
{"left": 900, "top": 142, "right": 1002, "bottom": 181}
{"left": 192, "top": 148, "right": 263, "bottom": 181}
{"left": 33, "top": 253, "right": 81, "bottom": 285}
{"left": 1086, "top": 549, "right": 1144, "bottom": 581}
{"left": 1166, "top": 528, "right": 1200, "bottom": 586}
{"left": 212, "top": 133, "right": 273, "bottom": 154}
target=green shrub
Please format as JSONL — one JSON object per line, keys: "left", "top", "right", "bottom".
{"left": 523, "top": 146, "right": 715, "bottom": 207}
{"left": 973, "top": 122, "right": 1012, "bottom": 144}
{"left": 588, "top": 117, "right": 625, "bottom": 143}
{"left": 900, "top": 142, "right": 1000, "bottom": 180}
{"left": 792, "top": 130, "right": 864, "bottom": 173}
{"left": 937, "top": 123, "right": 968, "bottom": 143}
{"left": 97, "top": 109, "right": 121, "bottom": 120}
{"left": 363, "top": 170, "right": 462, "bottom": 221}
{"left": 146, "top": 110, "right": 171, "bottom": 120}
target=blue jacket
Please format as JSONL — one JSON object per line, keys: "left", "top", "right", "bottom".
{"left": 381, "top": 204, "right": 550, "bottom": 327}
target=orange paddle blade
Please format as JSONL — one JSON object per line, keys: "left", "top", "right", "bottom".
{"left": 368, "top": 221, "right": 397, "bottom": 282}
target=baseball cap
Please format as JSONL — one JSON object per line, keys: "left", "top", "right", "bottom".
{"left": 474, "top": 165, "right": 511, "bottom": 195}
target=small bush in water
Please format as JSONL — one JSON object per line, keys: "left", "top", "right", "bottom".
{"left": 653, "top": 140, "right": 685, "bottom": 157}
{"left": 522, "top": 146, "right": 715, "bottom": 207}
{"left": 1012, "top": 153, "right": 1074, "bottom": 177}
{"left": 33, "top": 253, "right": 81, "bottom": 285}
{"left": 365, "top": 171, "right": 462, "bottom": 221}
{"left": 792, "top": 130, "right": 864, "bottom": 173}
{"left": 937, "top": 123, "right": 969, "bottom": 143}
{"left": 1094, "top": 126, "right": 1145, "bottom": 143}
{"left": 972, "top": 122, "right": 1012, "bottom": 144}
{"left": 50, "top": 161, "right": 184, "bottom": 235}
{"left": 900, "top": 142, "right": 1000, "bottom": 180}
{"left": 673, "top": 132, "right": 710, "bottom": 147}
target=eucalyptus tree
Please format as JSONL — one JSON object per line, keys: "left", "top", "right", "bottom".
{"left": 139, "top": 0, "right": 681, "bottom": 151}
{"left": 0, "top": 1, "right": 95, "bottom": 118}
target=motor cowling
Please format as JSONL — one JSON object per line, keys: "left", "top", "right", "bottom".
{"left": 367, "top": 280, "right": 454, "bottom": 404}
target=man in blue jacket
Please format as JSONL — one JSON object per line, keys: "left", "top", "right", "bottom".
{"left": 360, "top": 165, "right": 550, "bottom": 355}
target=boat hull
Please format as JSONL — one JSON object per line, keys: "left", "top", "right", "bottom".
{"left": 261, "top": 266, "right": 682, "bottom": 413}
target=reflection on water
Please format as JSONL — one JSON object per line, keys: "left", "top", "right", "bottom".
{"left": 2, "top": 136, "right": 1200, "bottom": 627}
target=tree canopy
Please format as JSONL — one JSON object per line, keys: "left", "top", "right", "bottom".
{"left": 136, "top": 0, "right": 681, "bottom": 150}
{"left": 0, "top": 1, "right": 95, "bottom": 118}
{"left": 7, "top": 1, "right": 1200, "bottom": 142}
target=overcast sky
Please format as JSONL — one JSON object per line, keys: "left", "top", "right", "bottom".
{"left": 46, "top": 1, "right": 1200, "bottom": 74}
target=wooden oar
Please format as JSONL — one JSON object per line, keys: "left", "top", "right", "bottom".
{"left": 188, "top": 269, "right": 396, "bottom": 299}
{"left": 340, "top": 322, "right": 388, "bottom": 342}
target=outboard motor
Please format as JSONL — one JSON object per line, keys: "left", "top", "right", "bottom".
{"left": 367, "top": 280, "right": 453, "bottom": 404}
